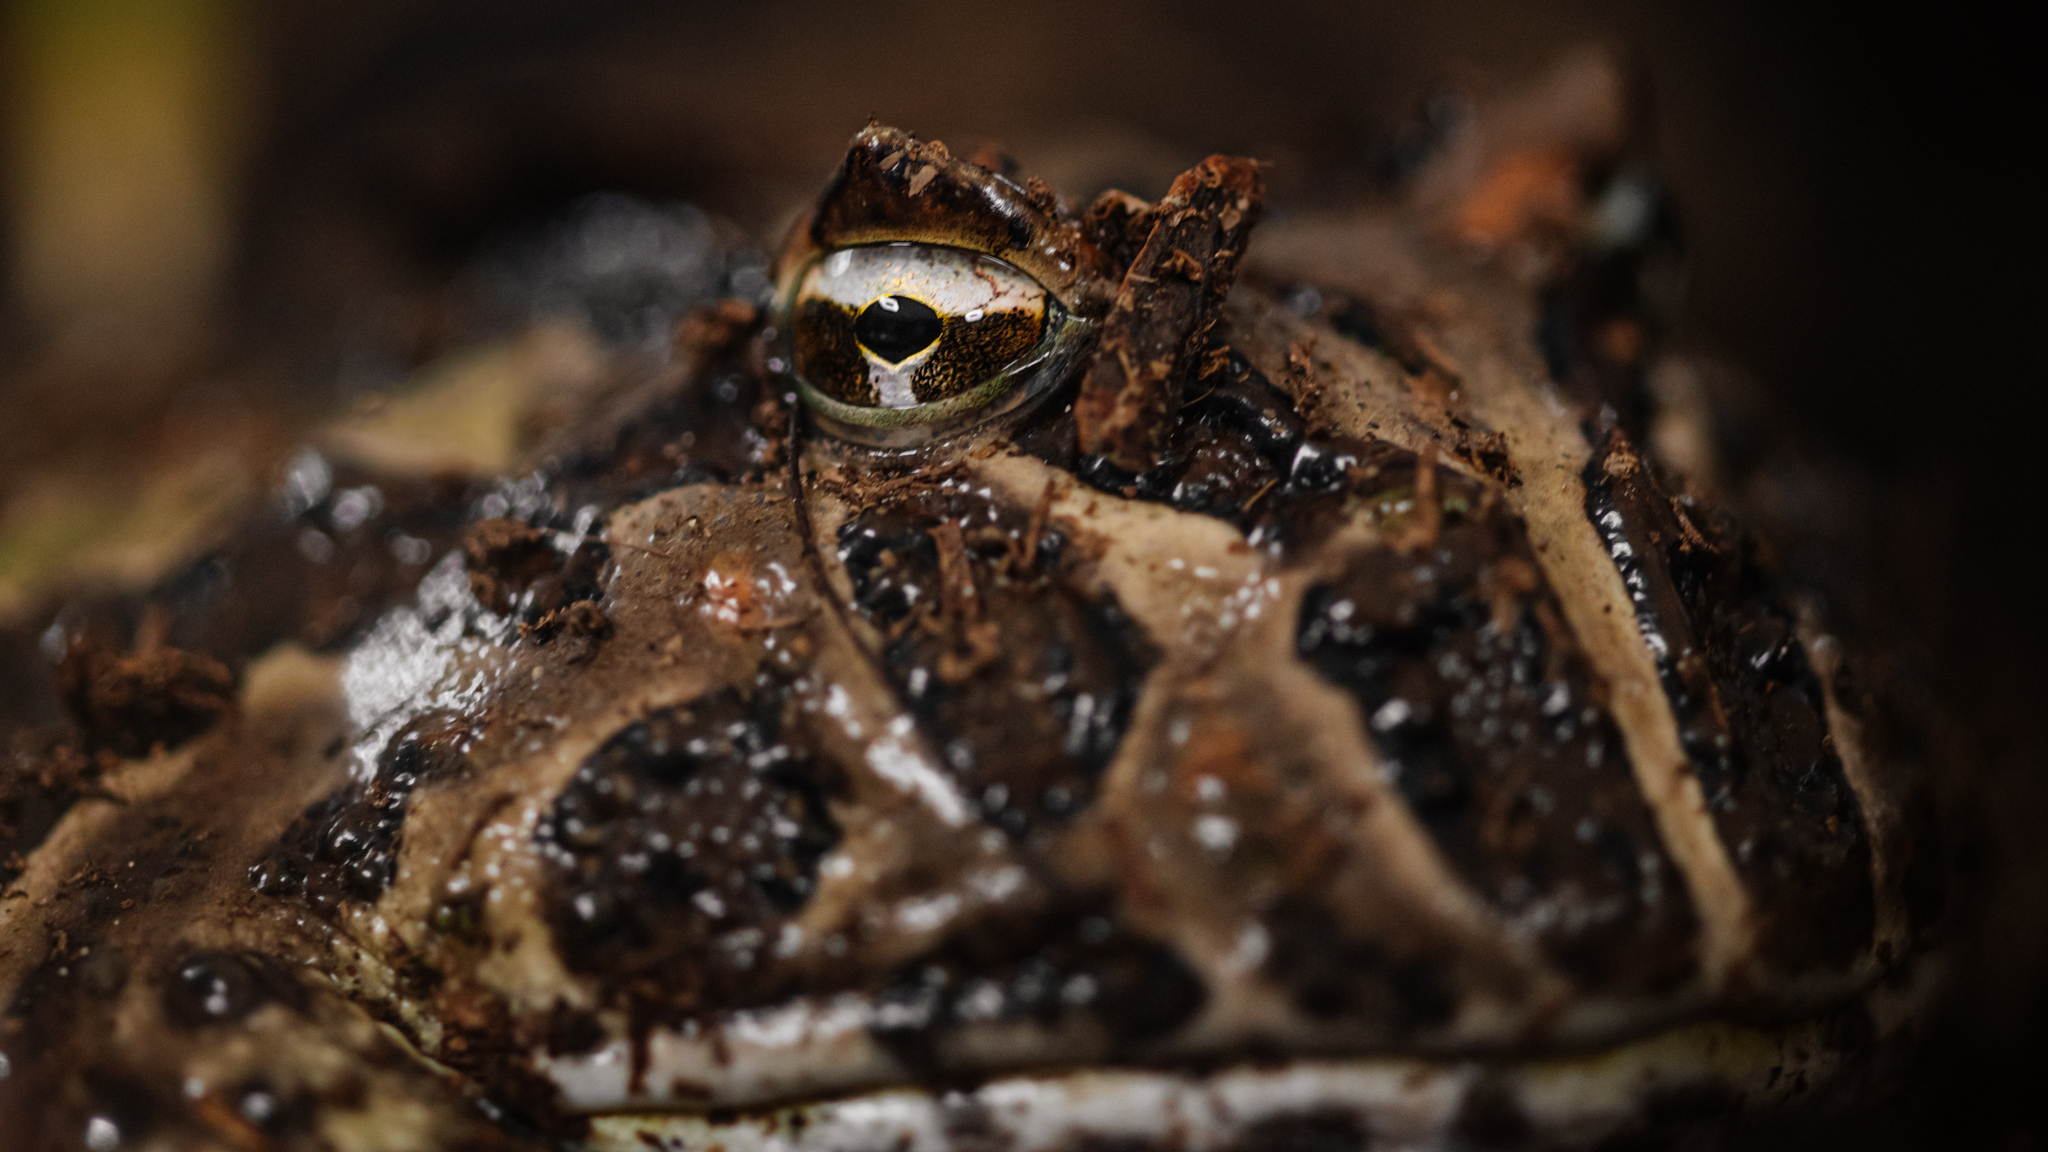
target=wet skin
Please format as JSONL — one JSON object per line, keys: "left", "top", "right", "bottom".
{"left": 0, "top": 114, "right": 1941, "bottom": 1151}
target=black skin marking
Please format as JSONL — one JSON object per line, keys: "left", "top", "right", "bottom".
{"left": 1581, "top": 428, "right": 1873, "bottom": 971}
{"left": 1294, "top": 455, "right": 1700, "bottom": 993}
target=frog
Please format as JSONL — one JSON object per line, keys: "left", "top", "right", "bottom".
{"left": 0, "top": 61, "right": 1943, "bottom": 1152}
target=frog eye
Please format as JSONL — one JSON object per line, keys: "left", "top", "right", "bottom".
{"left": 781, "top": 243, "right": 1092, "bottom": 445}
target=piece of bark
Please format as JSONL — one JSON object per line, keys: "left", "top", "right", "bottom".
{"left": 1081, "top": 189, "right": 1158, "bottom": 274}
{"left": 1074, "top": 155, "right": 1265, "bottom": 472}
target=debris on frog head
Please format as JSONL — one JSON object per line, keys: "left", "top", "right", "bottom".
{"left": 56, "top": 635, "right": 237, "bottom": 758}
{"left": 0, "top": 733, "right": 112, "bottom": 885}
{"left": 927, "top": 520, "right": 1002, "bottom": 684}
{"left": 462, "top": 518, "right": 555, "bottom": 613}
{"left": 519, "top": 600, "right": 612, "bottom": 662}
{"left": 1074, "top": 153, "right": 1267, "bottom": 473}
{"left": 1081, "top": 190, "right": 1160, "bottom": 276}
{"left": 696, "top": 551, "right": 809, "bottom": 632}
{"left": 461, "top": 516, "right": 608, "bottom": 627}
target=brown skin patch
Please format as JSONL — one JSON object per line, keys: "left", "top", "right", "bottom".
{"left": 1033, "top": 342, "right": 1347, "bottom": 543}
{"left": 867, "top": 894, "right": 1208, "bottom": 1073}
{"left": 1582, "top": 428, "right": 1875, "bottom": 973}
{"left": 1075, "top": 155, "right": 1266, "bottom": 472}
{"left": 161, "top": 950, "right": 311, "bottom": 1028}
{"left": 249, "top": 710, "right": 475, "bottom": 910}
{"left": 0, "top": 681, "right": 540, "bottom": 1150}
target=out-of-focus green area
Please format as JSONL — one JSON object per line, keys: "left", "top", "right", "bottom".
{"left": 4, "top": 0, "right": 246, "bottom": 359}
{"left": 0, "top": 0, "right": 257, "bottom": 619}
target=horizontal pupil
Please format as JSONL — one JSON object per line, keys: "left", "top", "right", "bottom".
{"left": 854, "top": 296, "right": 943, "bottom": 364}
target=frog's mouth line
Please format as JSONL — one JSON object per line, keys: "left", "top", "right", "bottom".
{"left": 552, "top": 958, "right": 1933, "bottom": 1152}
{"left": 574, "top": 1014, "right": 1864, "bottom": 1152}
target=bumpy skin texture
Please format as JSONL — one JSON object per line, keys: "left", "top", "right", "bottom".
{"left": 0, "top": 87, "right": 1939, "bottom": 1152}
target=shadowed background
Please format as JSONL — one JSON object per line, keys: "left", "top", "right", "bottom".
{"left": 2, "top": 1, "right": 2041, "bottom": 1145}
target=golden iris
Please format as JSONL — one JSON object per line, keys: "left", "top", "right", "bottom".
{"left": 782, "top": 243, "right": 1087, "bottom": 443}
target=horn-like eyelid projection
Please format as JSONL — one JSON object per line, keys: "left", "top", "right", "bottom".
{"left": 781, "top": 243, "right": 1092, "bottom": 445}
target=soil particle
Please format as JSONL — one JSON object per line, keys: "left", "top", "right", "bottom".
{"left": 1, "top": 733, "right": 106, "bottom": 885}
{"left": 463, "top": 517, "right": 609, "bottom": 628}
{"left": 56, "top": 638, "right": 236, "bottom": 758}
{"left": 1081, "top": 189, "right": 1158, "bottom": 274}
{"left": 519, "top": 599, "right": 612, "bottom": 661}
{"left": 464, "top": 518, "right": 560, "bottom": 613}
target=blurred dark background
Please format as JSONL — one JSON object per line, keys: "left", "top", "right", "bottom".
{"left": 2, "top": 1, "right": 2042, "bottom": 1146}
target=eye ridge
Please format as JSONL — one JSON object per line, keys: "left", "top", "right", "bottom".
{"left": 854, "top": 295, "right": 944, "bottom": 364}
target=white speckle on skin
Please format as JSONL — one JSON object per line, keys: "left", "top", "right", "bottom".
{"left": 895, "top": 892, "right": 962, "bottom": 933}
{"left": 862, "top": 720, "right": 971, "bottom": 826}
{"left": 968, "top": 865, "right": 1027, "bottom": 902}
{"left": 1194, "top": 815, "right": 1239, "bottom": 853}
{"left": 1220, "top": 922, "right": 1271, "bottom": 975}
{"left": 1371, "top": 698, "right": 1412, "bottom": 731}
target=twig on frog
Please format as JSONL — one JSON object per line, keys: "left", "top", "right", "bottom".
{"left": 1075, "top": 153, "right": 1266, "bottom": 471}
{"left": 1397, "top": 442, "right": 1443, "bottom": 553}
{"left": 1239, "top": 476, "right": 1279, "bottom": 514}
{"left": 1016, "top": 479, "right": 1057, "bottom": 575}
{"left": 785, "top": 398, "right": 866, "bottom": 645}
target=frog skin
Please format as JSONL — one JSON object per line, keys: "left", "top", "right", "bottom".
{"left": 0, "top": 85, "right": 1942, "bottom": 1152}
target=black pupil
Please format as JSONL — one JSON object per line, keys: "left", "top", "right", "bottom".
{"left": 854, "top": 296, "right": 944, "bottom": 364}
